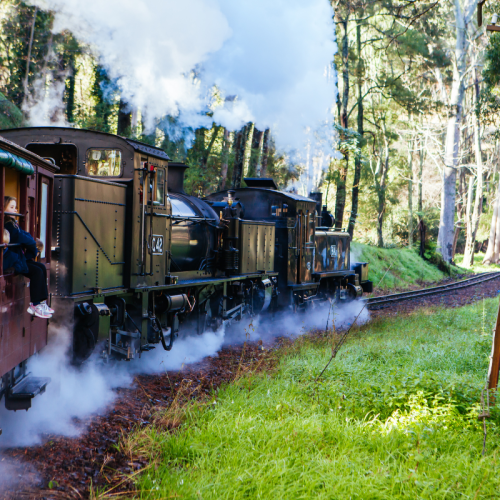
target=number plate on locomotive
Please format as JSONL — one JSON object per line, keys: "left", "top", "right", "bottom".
{"left": 149, "top": 235, "right": 164, "bottom": 255}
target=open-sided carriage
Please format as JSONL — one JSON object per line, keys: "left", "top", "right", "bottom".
{"left": 0, "top": 136, "right": 58, "bottom": 420}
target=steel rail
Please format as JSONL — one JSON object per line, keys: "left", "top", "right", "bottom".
{"left": 367, "top": 271, "right": 500, "bottom": 309}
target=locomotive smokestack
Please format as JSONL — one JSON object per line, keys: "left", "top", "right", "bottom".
{"left": 167, "top": 162, "right": 188, "bottom": 194}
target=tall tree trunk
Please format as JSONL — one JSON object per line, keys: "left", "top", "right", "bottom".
{"left": 437, "top": 0, "right": 469, "bottom": 263}
{"left": 260, "top": 128, "right": 270, "bottom": 177}
{"left": 334, "top": 16, "right": 350, "bottom": 231}
{"left": 483, "top": 180, "right": 500, "bottom": 264}
{"left": 22, "top": 6, "right": 38, "bottom": 111}
{"left": 418, "top": 140, "right": 425, "bottom": 216}
{"left": 348, "top": 19, "right": 363, "bottom": 239}
{"left": 251, "top": 128, "right": 263, "bottom": 177}
{"left": 463, "top": 64, "right": 484, "bottom": 267}
{"left": 376, "top": 123, "right": 390, "bottom": 248}
{"left": 65, "top": 54, "right": 76, "bottom": 123}
{"left": 218, "top": 128, "right": 230, "bottom": 191}
{"left": 408, "top": 137, "right": 414, "bottom": 247}
{"left": 201, "top": 125, "right": 221, "bottom": 170}
{"left": 243, "top": 122, "right": 254, "bottom": 177}
{"left": 117, "top": 99, "right": 132, "bottom": 136}
{"left": 255, "top": 129, "right": 265, "bottom": 177}
{"left": 232, "top": 127, "right": 246, "bottom": 189}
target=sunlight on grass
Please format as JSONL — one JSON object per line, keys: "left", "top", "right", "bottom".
{"left": 129, "top": 300, "right": 500, "bottom": 499}
{"left": 455, "top": 252, "right": 500, "bottom": 274}
{"left": 352, "top": 242, "right": 465, "bottom": 292}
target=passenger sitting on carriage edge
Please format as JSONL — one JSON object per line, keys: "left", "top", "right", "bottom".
{"left": 3, "top": 228, "right": 28, "bottom": 274}
{"left": 4, "top": 196, "right": 54, "bottom": 319}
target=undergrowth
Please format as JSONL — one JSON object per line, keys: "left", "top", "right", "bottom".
{"left": 352, "top": 242, "right": 466, "bottom": 292}
{"left": 118, "top": 299, "right": 500, "bottom": 499}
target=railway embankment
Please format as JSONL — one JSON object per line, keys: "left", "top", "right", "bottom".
{"left": 123, "top": 299, "right": 500, "bottom": 499}
{"left": 352, "top": 242, "right": 469, "bottom": 294}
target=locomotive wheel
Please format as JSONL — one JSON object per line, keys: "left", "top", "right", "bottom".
{"left": 73, "top": 326, "right": 97, "bottom": 363}
{"left": 73, "top": 302, "right": 99, "bottom": 364}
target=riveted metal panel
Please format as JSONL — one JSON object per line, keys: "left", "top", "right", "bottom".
{"left": 239, "top": 220, "right": 275, "bottom": 274}
{"left": 52, "top": 175, "right": 126, "bottom": 295}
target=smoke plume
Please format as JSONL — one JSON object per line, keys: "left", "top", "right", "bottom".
{"left": 1, "top": 299, "right": 367, "bottom": 447}
{"left": 26, "top": 0, "right": 338, "bottom": 156}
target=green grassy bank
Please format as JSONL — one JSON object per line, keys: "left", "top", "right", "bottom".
{"left": 127, "top": 299, "right": 500, "bottom": 499}
{"left": 454, "top": 252, "right": 500, "bottom": 274}
{"left": 352, "top": 242, "right": 464, "bottom": 291}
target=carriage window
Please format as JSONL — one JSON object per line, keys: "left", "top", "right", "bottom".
{"left": 155, "top": 169, "right": 165, "bottom": 205}
{"left": 86, "top": 149, "right": 122, "bottom": 177}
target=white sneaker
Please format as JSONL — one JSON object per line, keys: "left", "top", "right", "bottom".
{"left": 40, "top": 301, "right": 55, "bottom": 314}
{"left": 27, "top": 303, "right": 52, "bottom": 319}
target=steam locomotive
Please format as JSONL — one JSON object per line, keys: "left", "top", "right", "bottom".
{"left": 0, "top": 127, "right": 372, "bottom": 416}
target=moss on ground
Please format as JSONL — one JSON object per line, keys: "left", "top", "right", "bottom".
{"left": 352, "top": 242, "right": 465, "bottom": 292}
{"left": 126, "top": 299, "right": 500, "bottom": 499}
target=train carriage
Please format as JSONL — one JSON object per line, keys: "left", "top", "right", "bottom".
{"left": 0, "top": 135, "right": 58, "bottom": 415}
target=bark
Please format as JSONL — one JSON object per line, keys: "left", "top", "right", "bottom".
{"left": 218, "top": 128, "right": 230, "bottom": 191}
{"left": 251, "top": 128, "right": 263, "bottom": 176}
{"left": 243, "top": 122, "right": 254, "bottom": 177}
{"left": 117, "top": 99, "right": 132, "bottom": 136}
{"left": 418, "top": 141, "right": 425, "bottom": 216}
{"left": 437, "top": 0, "right": 470, "bottom": 263}
{"left": 348, "top": 19, "right": 363, "bottom": 239}
{"left": 334, "top": 16, "right": 350, "bottom": 231}
{"left": 462, "top": 65, "right": 484, "bottom": 267}
{"left": 232, "top": 127, "right": 245, "bottom": 189}
{"left": 65, "top": 54, "right": 76, "bottom": 123}
{"left": 375, "top": 120, "right": 390, "bottom": 248}
{"left": 260, "top": 128, "right": 270, "bottom": 177}
{"left": 408, "top": 137, "right": 414, "bottom": 247}
{"left": 255, "top": 129, "right": 265, "bottom": 177}
{"left": 201, "top": 125, "right": 221, "bottom": 169}
{"left": 22, "top": 6, "right": 37, "bottom": 110}
{"left": 483, "top": 180, "right": 500, "bottom": 264}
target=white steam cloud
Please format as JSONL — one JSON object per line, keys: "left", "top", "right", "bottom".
{"left": 23, "top": 71, "right": 69, "bottom": 127}
{"left": 1, "top": 300, "right": 367, "bottom": 447}
{"left": 26, "top": 0, "right": 338, "bottom": 156}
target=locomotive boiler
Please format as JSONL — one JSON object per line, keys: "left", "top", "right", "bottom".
{"left": 0, "top": 126, "right": 372, "bottom": 417}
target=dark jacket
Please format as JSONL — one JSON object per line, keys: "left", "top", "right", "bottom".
{"left": 5, "top": 220, "right": 38, "bottom": 261}
{"left": 3, "top": 247, "right": 29, "bottom": 274}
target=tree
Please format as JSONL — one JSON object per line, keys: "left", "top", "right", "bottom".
{"left": 437, "top": 0, "right": 477, "bottom": 263}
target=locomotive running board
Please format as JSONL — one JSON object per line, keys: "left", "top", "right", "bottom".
{"left": 5, "top": 376, "right": 51, "bottom": 411}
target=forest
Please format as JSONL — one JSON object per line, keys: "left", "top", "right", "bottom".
{"left": 1, "top": 0, "right": 500, "bottom": 266}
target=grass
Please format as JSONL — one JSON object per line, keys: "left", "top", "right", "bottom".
{"left": 125, "top": 299, "right": 500, "bottom": 500}
{"left": 352, "top": 242, "right": 465, "bottom": 292}
{"left": 455, "top": 252, "right": 500, "bottom": 274}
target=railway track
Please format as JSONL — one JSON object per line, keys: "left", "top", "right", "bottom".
{"left": 367, "top": 271, "right": 500, "bottom": 309}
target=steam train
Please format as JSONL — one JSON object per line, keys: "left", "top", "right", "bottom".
{"left": 0, "top": 127, "right": 372, "bottom": 417}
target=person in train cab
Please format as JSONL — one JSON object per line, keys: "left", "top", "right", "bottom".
{"left": 4, "top": 196, "right": 54, "bottom": 319}
{"left": 2, "top": 228, "right": 28, "bottom": 275}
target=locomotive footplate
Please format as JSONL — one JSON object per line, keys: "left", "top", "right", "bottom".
{"left": 5, "top": 376, "right": 51, "bottom": 411}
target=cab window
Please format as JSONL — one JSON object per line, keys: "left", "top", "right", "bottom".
{"left": 155, "top": 169, "right": 165, "bottom": 205}
{"left": 86, "top": 149, "right": 122, "bottom": 177}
